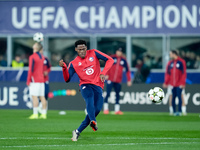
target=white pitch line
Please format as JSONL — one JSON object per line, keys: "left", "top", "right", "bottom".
{"left": 0, "top": 137, "right": 200, "bottom": 140}
{"left": 1, "top": 142, "right": 200, "bottom": 148}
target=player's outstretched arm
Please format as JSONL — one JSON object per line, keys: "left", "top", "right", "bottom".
{"left": 26, "top": 56, "right": 33, "bottom": 86}
{"left": 59, "top": 59, "right": 75, "bottom": 83}
{"left": 59, "top": 59, "right": 64, "bottom": 67}
{"left": 59, "top": 59, "right": 70, "bottom": 82}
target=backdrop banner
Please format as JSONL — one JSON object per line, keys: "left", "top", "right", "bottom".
{"left": 0, "top": 82, "right": 199, "bottom": 113}
{"left": 0, "top": 0, "right": 200, "bottom": 34}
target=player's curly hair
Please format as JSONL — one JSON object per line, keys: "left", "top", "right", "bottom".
{"left": 75, "top": 40, "right": 87, "bottom": 47}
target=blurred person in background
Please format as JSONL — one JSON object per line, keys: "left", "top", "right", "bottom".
{"left": 133, "top": 56, "right": 151, "bottom": 83}
{"left": 103, "top": 47, "right": 132, "bottom": 115}
{"left": 63, "top": 52, "right": 73, "bottom": 66}
{"left": 166, "top": 85, "right": 187, "bottom": 116}
{"left": 0, "top": 54, "right": 7, "bottom": 67}
{"left": 141, "top": 55, "right": 151, "bottom": 82}
{"left": 194, "top": 55, "right": 200, "bottom": 69}
{"left": 51, "top": 53, "right": 61, "bottom": 66}
{"left": 132, "top": 58, "right": 143, "bottom": 83}
{"left": 38, "top": 48, "right": 51, "bottom": 114}
{"left": 166, "top": 49, "right": 187, "bottom": 115}
{"left": 27, "top": 42, "right": 47, "bottom": 119}
{"left": 11, "top": 54, "right": 24, "bottom": 68}
{"left": 185, "top": 51, "right": 196, "bottom": 69}
{"left": 163, "top": 50, "right": 187, "bottom": 116}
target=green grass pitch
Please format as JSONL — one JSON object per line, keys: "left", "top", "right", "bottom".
{"left": 0, "top": 109, "right": 200, "bottom": 150}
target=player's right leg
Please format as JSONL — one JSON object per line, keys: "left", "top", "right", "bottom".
{"left": 91, "top": 85, "right": 104, "bottom": 131}
{"left": 113, "top": 83, "right": 123, "bottom": 115}
{"left": 181, "top": 89, "right": 187, "bottom": 116}
{"left": 38, "top": 82, "right": 49, "bottom": 114}
{"left": 71, "top": 129, "right": 80, "bottom": 141}
{"left": 38, "top": 83, "right": 47, "bottom": 119}
{"left": 177, "top": 87, "right": 183, "bottom": 116}
{"left": 103, "top": 81, "right": 113, "bottom": 114}
{"left": 74, "top": 84, "right": 96, "bottom": 134}
{"left": 29, "top": 95, "right": 39, "bottom": 119}
{"left": 167, "top": 85, "right": 173, "bottom": 115}
{"left": 80, "top": 84, "right": 96, "bottom": 122}
{"left": 90, "top": 120, "right": 98, "bottom": 131}
{"left": 29, "top": 83, "right": 40, "bottom": 119}
{"left": 172, "top": 87, "right": 177, "bottom": 116}
{"left": 44, "top": 82, "right": 49, "bottom": 111}
{"left": 168, "top": 95, "right": 173, "bottom": 115}
{"left": 39, "top": 96, "right": 47, "bottom": 119}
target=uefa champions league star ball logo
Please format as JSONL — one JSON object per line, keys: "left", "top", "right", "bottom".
{"left": 23, "top": 87, "right": 33, "bottom": 109}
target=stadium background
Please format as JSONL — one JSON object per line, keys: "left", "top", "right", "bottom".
{"left": 0, "top": 0, "right": 200, "bottom": 113}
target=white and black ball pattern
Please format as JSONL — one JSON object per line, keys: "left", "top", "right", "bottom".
{"left": 148, "top": 87, "right": 164, "bottom": 103}
{"left": 33, "top": 32, "right": 44, "bottom": 42}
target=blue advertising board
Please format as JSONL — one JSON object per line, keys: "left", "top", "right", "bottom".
{"left": 0, "top": 82, "right": 200, "bottom": 113}
{"left": 0, "top": 0, "right": 200, "bottom": 34}
{"left": 0, "top": 82, "right": 31, "bottom": 109}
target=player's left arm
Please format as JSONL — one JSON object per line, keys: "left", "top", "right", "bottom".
{"left": 59, "top": 59, "right": 75, "bottom": 82}
{"left": 123, "top": 58, "right": 132, "bottom": 86}
{"left": 44, "top": 57, "right": 51, "bottom": 76}
{"left": 163, "top": 61, "right": 171, "bottom": 88}
{"left": 94, "top": 49, "right": 114, "bottom": 76}
{"left": 26, "top": 56, "right": 34, "bottom": 86}
{"left": 46, "top": 57, "right": 51, "bottom": 73}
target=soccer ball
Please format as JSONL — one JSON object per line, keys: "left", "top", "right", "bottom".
{"left": 148, "top": 87, "right": 164, "bottom": 103}
{"left": 33, "top": 32, "right": 44, "bottom": 42}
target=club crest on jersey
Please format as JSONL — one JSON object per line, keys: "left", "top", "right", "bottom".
{"left": 89, "top": 57, "right": 94, "bottom": 62}
{"left": 44, "top": 59, "right": 47, "bottom": 64}
{"left": 120, "top": 60, "right": 124, "bottom": 65}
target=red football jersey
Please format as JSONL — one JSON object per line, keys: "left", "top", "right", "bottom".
{"left": 106, "top": 54, "right": 131, "bottom": 83}
{"left": 164, "top": 57, "right": 187, "bottom": 87}
{"left": 62, "top": 49, "right": 114, "bottom": 89}
{"left": 27, "top": 52, "right": 45, "bottom": 85}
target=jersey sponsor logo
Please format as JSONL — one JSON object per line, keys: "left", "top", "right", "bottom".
{"left": 83, "top": 66, "right": 94, "bottom": 75}
{"left": 89, "top": 57, "right": 94, "bottom": 62}
{"left": 78, "top": 62, "right": 82, "bottom": 66}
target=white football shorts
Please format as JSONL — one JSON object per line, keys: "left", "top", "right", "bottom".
{"left": 29, "top": 82, "right": 45, "bottom": 96}
{"left": 167, "top": 85, "right": 185, "bottom": 95}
